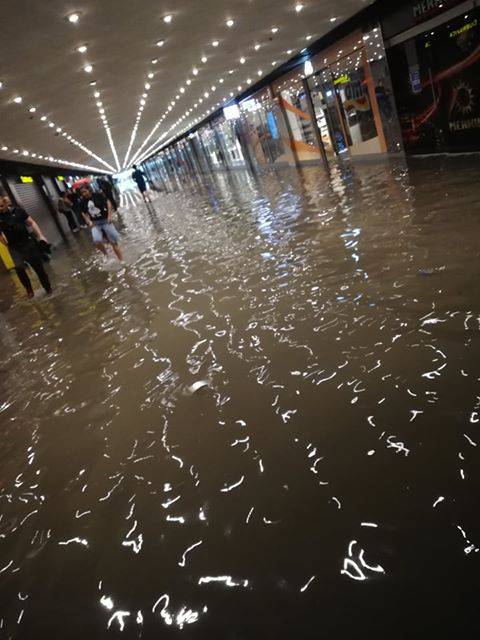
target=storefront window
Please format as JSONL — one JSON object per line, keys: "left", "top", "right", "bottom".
{"left": 240, "top": 89, "right": 291, "bottom": 165}
{"left": 200, "top": 125, "right": 224, "bottom": 168}
{"left": 216, "top": 119, "right": 245, "bottom": 167}
{"left": 274, "top": 72, "right": 322, "bottom": 163}
{"left": 387, "top": 7, "right": 480, "bottom": 154}
{"left": 331, "top": 51, "right": 380, "bottom": 154}
{"left": 308, "top": 71, "right": 348, "bottom": 157}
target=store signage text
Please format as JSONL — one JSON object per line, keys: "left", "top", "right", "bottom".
{"left": 412, "top": 0, "right": 461, "bottom": 20}
{"left": 449, "top": 118, "right": 480, "bottom": 132}
{"left": 334, "top": 74, "right": 350, "bottom": 85}
{"left": 450, "top": 19, "right": 478, "bottom": 39}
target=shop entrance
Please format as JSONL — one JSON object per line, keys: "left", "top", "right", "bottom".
{"left": 307, "top": 52, "right": 382, "bottom": 161}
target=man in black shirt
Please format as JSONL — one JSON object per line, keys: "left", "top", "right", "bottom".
{"left": 79, "top": 186, "right": 123, "bottom": 261}
{"left": 0, "top": 194, "right": 52, "bottom": 298}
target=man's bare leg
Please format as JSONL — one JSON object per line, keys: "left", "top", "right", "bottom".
{"left": 111, "top": 242, "right": 124, "bottom": 262}
{"left": 95, "top": 242, "right": 108, "bottom": 256}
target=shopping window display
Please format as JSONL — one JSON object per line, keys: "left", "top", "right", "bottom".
{"left": 387, "top": 6, "right": 480, "bottom": 154}
{"left": 273, "top": 71, "right": 323, "bottom": 163}
{"left": 240, "top": 89, "right": 294, "bottom": 166}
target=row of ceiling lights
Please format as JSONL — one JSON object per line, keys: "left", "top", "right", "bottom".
{"left": 72, "top": 31, "right": 122, "bottom": 171}
{"left": 1, "top": 81, "right": 115, "bottom": 172}
{"left": 129, "top": 4, "right": 335, "bottom": 165}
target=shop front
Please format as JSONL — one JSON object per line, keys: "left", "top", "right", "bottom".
{"left": 240, "top": 88, "right": 296, "bottom": 167}
{"left": 384, "top": 0, "right": 480, "bottom": 154}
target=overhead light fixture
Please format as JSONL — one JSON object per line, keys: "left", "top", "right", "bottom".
{"left": 151, "top": 58, "right": 158, "bottom": 64}
{"left": 226, "top": 19, "right": 234, "bottom": 27}
{"left": 192, "top": 67, "right": 199, "bottom": 75}
{"left": 96, "top": 101, "right": 102, "bottom": 107}
{"left": 186, "top": 78, "right": 192, "bottom": 85}
{"left": 212, "top": 40, "right": 219, "bottom": 47}
{"left": 147, "top": 72, "right": 154, "bottom": 79}
{"left": 84, "top": 64, "right": 93, "bottom": 73}
{"left": 29, "top": 106, "right": 36, "bottom": 113}
{"left": 13, "top": 96, "right": 22, "bottom": 103}
{"left": 271, "top": 27, "right": 279, "bottom": 33}
{"left": 240, "top": 57, "right": 246, "bottom": 64}
{"left": 67, "top": 12, "right": 80, "bottom": 23}
{"left": 145, "top": 83, "right": 151, "bottom": 90}
{"left": 330, "top": 17, "right": 337, "bottom": 22}
{"left": 305, "top": 34, "right": 312, "bottom": 40}
{"left": 89, "top": 80, "right": 97, "bottom": 85}
{"left": 77, "top": 44, "right": 87, "bottom": 53}
{"left": 254, "top": 44, "right": 261, "bottom": 51}
{"left": 201, "top": 56, "right": 207, "bottom": 63}
{"left": 163, "top": 14, "right": 172, "bottom": 23}
{"left": 287, "top": 49, "right": 293, "bottom": 54}
{"left": 40, "top": 115, "right": 47, "bottom": 121}
{"left": 156, "top": 40, "right": 164, "bottom": 47}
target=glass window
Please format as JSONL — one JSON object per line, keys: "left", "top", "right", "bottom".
{"left": 275, "top": 73, "right": 322, "bottom": 163}
{"left": 240, "top": 89, "right": 291, "bottom": 165}
{"left": 216, "top": 119, "right": 245, "bottom": 167}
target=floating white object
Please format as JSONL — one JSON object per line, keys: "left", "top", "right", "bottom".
{"left": 188, "top": 381, "right": 209, "bottom": 394}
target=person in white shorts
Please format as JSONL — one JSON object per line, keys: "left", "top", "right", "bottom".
{"left": 79, "top": 185, "right": 123, "bottom": 261}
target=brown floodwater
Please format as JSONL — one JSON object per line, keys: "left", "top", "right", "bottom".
{"left": 1, "top": 157, "right": 480, "bottom": 638}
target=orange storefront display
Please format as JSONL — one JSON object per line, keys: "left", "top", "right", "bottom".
{"left": 272, "top": 70, "right": 323, "bottom": 164}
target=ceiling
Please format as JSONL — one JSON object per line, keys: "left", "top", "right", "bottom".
{"left": 0, "top": 0, "right": 374, "bottom": 174}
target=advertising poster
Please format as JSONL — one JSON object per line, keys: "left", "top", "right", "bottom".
{"left": 388, "top": 9, "right": 480, "bottom": 153}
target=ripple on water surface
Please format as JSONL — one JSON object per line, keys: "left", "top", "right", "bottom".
{"left": 0, "top": 158, "right": 480, "bottom": 637}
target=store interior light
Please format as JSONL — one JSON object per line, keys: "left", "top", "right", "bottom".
{"left": 67, "top": 12, "right": 80, "bottom": 23}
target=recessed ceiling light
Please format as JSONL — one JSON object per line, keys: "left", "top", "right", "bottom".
{"left": 226, "top": 19, "right": 234, "bottom": 27}
{"left": 163, "top": 14, "right": 172, "bottom": 23}
{"left": 287, "top": 49, "right": 293, "bottom": 54}
{"left": 219, "top": 78, "right": 224, "bottom": 83}
{"left": 295, "top": 3, "right": 304, "bottom": 12}
{"left": 84, "top": 64, "right": 93, "bottom": 73}
{"left": 247, "top": 78, "right": 252, "bottom": 84}
{"left": 96, "top": 101, "right": 102, "bottom": 107}
{"left": 145, "top": 83, "right": 151, "bottom": 90}
{"left": 240, "top": 57, "right": 246, "bottom": 64}
{"left": 212, "top": 40, "right": 219, "bottom": 47}
{"left": 192, "top": 67, "right": 199, "bottom": 75}
{"left": 40, "top": 115, "right": 47, "bottom": 121}
{"left": 67, "top": 12, "right": 80, "bottom": 23}
{"left": 257, "top": 70, "right": 262, "bottom": 76}
{"left": 29, "top": 106, "right": 36, "bottom": 113}
{"left": 1, "top": 146, "right": 7, "bottom": 151}
{"left": 77, "top": 44, "right": 87, "bottom": 53}
{"left": 90, "top": 80, "right": 97, "bottom": 85}
{"left": 306, "top": 34, "right": 312, "bottom": 40}
{"left": 272, "top": 61, "right": 277, "bottom": 65}
{"left": 156, "top": 40, "right": 164, "bottom": 47}
{"left": 201, "top": 56, "right": 207, "bottom": 63}
{"left": 271, "top": 27, "right": 279, "bottom": 33}
{"left": 254, "top": 44, "right": 261, "bottom": 51}
{"left": 186, "top": 78, "right": 192, "bottom": 85}
{"left": 49, "top": 122, "right": 55, "bottom": 128}
{"left": 180, "top": 87, "right": 185, "bottom": 93}
{"left": 238, "top": 85, "right": 242, "bottom": 91}
{"left": 13, "top": 96, "right": 22, "bottom": 103}
{"left": 330, "top": 17, "right": 337, "bottom": 22}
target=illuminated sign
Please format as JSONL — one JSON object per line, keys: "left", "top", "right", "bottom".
{"left": 20, "top": 176, "right": 33, "bottom": 183}
{"left": 223, "top": 104, "right": 241, "bottom": 120}
{"left": 450, "top": 19, "right": 478, "bottom": 38}
{"left": 57, "top": 175, "right": 65, "bottom": 181}
{"left": 334, "top": 74, "right": 350, "bottom": 85}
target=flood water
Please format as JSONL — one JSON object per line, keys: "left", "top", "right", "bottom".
{"left": 1, "top": 158, "right": 480, "bottom": 638}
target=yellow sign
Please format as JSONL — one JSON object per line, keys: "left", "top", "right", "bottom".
{"left": 450, "top": 19, "right": 477, "bottom": 38}
{"left": 57, "top": 176, "right": 65, "bottom": 181}
{"left": 334, "top": 74, "right": 350, "bottom": 85}
{"left": 20, "top": 176, "right": 33, "bottom": 183}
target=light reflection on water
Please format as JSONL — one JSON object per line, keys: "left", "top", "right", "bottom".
{"left": 1, "top": 157, "right": 480, "bottom": 637}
